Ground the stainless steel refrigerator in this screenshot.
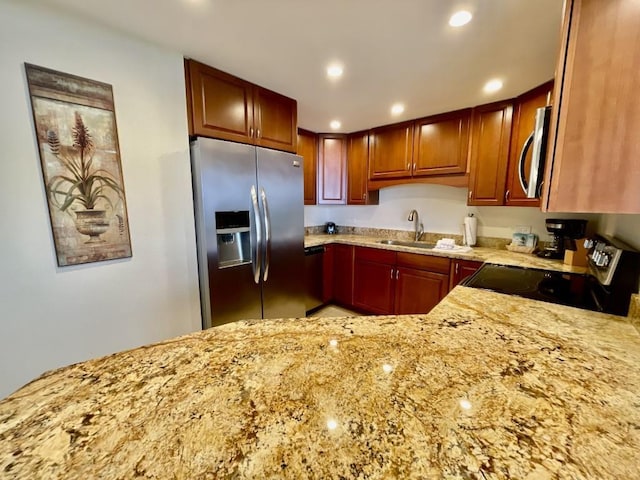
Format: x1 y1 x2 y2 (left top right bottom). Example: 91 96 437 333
190 137 305 329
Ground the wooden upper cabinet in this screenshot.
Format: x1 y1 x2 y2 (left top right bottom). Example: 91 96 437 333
505 81 553 207
468 101 513 206
185 59 297 153
542 0 640 213
297 129 317 205
368 122 414 179
413 109 471 177
186 60 253 143
254 87 297 152
317 134 347 204
347 131 378 205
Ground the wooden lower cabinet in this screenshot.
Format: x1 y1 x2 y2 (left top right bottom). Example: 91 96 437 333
351 248 450 315
332 244 355 306
395 267 448 314
353 247 396 314
449 259 483 289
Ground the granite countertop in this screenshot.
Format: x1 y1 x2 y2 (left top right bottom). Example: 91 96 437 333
305 234 588 274
1 287 639 479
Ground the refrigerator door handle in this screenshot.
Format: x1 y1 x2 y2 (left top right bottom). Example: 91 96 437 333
260 187 272 282
250 185 262 284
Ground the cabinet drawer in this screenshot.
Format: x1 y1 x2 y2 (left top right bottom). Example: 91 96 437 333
396 252 450 274
355 246 396 265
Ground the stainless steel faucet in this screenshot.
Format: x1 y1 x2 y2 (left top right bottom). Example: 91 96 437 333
408 209 424 241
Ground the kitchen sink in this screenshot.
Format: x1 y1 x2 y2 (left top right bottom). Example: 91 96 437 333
378 240 436 249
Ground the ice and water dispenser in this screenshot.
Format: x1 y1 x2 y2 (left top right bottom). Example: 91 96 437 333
215 211 251 268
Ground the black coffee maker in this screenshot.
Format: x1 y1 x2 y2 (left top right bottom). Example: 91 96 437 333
537 219 588 259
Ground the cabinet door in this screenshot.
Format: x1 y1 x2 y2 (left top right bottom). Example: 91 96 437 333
317 135 347 204
543 0 640 213
297 129 317 205
468 101 513 206
254 87 297 153
322 244 334 304
395 267 448 315
413 109 471 176
347 131 378 205
368 122 414 179
353 247 396 314
186 60 254 143
505 81 553 207
449 259 483 290
333 244 354 307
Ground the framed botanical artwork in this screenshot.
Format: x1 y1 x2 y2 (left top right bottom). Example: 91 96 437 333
25 63 132 266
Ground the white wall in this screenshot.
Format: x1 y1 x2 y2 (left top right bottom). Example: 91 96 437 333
600 214 640 249
0 2 201 398
305 184 600 241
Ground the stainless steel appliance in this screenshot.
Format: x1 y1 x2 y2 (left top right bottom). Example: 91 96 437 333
518 106 551 199
537 218 587 259
464 234 639 316
191 137 305 329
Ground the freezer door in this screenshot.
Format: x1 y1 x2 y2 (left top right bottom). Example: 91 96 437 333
256 147 305 319
191 138 263 328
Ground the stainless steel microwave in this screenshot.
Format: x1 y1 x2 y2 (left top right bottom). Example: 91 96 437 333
518 105 551 198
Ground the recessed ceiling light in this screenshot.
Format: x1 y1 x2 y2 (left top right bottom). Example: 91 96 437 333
391 103 405 115
483 79 503 93
330 120 341 130
449 10 472 27
327 64 343 79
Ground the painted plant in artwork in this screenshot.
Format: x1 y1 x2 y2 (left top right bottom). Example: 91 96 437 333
26 63 132 266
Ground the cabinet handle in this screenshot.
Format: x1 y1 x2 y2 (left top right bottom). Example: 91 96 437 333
455 263 459 275
390 268 394 279
412 163 416 171
396 269 399 280
468 190 473 200
505 190 511 202
250 127 254 138
362 193 366 200
257 128 261 139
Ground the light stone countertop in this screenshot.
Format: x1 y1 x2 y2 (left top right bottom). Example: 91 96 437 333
1 287 639 479
305 234 589 274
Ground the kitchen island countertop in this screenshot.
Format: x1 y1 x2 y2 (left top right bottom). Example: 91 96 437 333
1 287 639 479
305 234 588 274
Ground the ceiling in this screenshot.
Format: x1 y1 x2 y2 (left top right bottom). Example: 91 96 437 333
29 0 564 133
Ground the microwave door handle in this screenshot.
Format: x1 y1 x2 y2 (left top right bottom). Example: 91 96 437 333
260 187 271 282
250 185 262 284
518 131 535 194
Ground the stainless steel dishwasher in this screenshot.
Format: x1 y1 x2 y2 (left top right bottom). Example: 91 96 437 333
304 245 324 313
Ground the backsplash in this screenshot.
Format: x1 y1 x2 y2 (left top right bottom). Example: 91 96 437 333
305 184 601 241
